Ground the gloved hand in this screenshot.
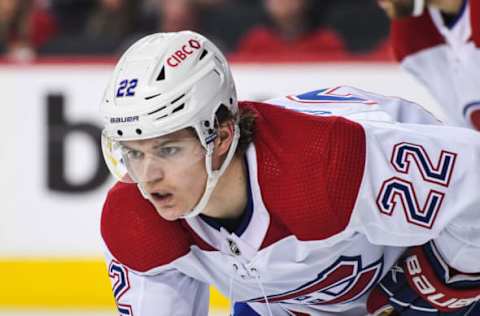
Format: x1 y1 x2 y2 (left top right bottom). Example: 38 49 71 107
367 241 480 315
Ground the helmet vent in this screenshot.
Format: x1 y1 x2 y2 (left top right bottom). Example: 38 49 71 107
170 93 185 105
199 49 208 60
172 103 185 114
148 105 166 115
145 93 162 100
156 65 166 81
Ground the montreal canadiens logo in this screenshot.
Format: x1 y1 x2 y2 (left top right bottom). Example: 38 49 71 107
249 256 383 305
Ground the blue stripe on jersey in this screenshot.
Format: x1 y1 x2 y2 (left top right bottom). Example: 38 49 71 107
462 100 480 116
234 302 260 316
445 0 468 29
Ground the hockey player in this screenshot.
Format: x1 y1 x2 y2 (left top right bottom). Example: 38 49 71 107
377 0 480 131
99 31 480 315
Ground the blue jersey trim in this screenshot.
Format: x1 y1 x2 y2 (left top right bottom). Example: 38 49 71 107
445 0 468 29
462 101 480 117
233 302 260 316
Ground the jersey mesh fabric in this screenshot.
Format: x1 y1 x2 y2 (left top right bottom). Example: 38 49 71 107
101 182 195 272
242 102 366 242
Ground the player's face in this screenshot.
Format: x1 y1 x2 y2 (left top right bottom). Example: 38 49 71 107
120 129 207 221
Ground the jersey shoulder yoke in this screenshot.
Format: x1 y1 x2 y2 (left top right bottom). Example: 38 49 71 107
101 182 211 272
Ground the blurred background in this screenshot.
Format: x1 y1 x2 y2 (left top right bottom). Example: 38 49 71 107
1 0 393 61
0 0 442 315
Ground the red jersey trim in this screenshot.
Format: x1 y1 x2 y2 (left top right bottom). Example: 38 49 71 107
469 109 480 130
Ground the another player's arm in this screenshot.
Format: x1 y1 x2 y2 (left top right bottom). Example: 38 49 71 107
104 250 210 316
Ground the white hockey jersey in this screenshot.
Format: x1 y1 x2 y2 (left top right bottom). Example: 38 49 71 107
390 0 480 130
101 86 480 316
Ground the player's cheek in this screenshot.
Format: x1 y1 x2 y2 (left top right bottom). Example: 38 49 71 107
176 163 206 203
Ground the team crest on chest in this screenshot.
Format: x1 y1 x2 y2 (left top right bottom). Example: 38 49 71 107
249 256 383 305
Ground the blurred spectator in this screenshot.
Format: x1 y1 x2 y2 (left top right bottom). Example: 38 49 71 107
86 0 136 39
194 0 263 52
0 0 57 61
324 0 391 54
147 0 258 53
40 0 155 55
0 0 390 58
49 0 94 37
234 0 347 59
154 0 199 33
85 0 155 51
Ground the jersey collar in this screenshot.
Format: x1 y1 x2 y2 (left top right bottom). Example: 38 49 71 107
185 144 271 253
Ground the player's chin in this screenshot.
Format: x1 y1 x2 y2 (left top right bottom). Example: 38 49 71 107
153 205 188 221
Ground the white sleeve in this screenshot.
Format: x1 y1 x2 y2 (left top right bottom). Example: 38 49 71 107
340 86 442 125
350 120 480 272
104 251 210 316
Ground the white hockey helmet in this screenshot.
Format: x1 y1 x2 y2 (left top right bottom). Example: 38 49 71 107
100 31 239 218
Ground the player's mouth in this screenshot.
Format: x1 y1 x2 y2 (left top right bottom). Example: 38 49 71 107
150 192 174 206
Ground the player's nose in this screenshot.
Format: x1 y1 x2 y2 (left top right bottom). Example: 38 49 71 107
138 156 165 184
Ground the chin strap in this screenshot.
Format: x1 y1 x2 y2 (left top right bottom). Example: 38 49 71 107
182 123 240 218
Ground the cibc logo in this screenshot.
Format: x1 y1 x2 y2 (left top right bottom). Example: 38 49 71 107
166 39 201 67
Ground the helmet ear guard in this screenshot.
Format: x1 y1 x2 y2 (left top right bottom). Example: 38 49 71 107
100 31 238 218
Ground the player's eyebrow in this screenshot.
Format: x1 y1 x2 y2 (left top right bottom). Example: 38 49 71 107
150 139 183 149
121 137 193 152
151 136 196 146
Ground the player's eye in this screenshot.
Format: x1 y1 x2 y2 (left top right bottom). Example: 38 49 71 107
155 146 180 158
122 148 144 160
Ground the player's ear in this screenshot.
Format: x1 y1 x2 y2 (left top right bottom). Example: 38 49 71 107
213 120 235 157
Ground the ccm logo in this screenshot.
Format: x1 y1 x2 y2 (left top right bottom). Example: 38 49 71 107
405 255 480 310
166 39 201 67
